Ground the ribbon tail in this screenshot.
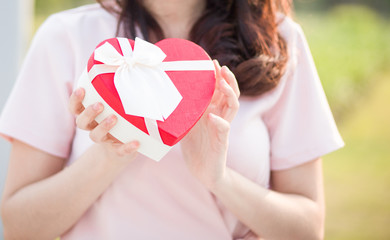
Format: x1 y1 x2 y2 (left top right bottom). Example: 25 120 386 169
144 118 163 142
114 67 165 121
153 71 183 120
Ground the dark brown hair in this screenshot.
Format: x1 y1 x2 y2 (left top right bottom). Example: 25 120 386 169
98 0 291 96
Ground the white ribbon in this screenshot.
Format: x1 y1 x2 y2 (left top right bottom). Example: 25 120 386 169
90 37 215 142
94 37 183 121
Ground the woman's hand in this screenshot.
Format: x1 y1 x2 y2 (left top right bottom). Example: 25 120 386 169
68 88 140 164
180 60 240 191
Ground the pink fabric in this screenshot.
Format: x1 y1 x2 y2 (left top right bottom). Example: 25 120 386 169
0 4 344 239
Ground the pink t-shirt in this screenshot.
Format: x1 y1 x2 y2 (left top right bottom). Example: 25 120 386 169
0 4 344 240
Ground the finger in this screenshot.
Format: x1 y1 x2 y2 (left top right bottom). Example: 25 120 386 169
213 60 223 80
89 115 117 143
221 66 240 98
105 133 122 143
219 80 240 122
69 88 86 115
76 102 103 130
208 113 230 144
211 60 224 104
116 141 140 157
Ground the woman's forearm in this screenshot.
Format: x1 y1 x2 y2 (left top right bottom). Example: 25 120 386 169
211 167 324 240
2 144 129 240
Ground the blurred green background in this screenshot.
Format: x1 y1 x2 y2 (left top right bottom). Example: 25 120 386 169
34 0 390 239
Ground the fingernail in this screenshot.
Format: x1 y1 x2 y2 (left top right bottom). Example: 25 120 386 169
106 115 116 124
208 113 216 120
129 141 140 149
222 65 232 73
93 103 101 111
75 88 82 97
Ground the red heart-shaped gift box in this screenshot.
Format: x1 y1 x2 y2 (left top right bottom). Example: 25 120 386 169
77 37 216 161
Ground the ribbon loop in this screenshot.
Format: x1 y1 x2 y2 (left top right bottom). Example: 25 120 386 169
132 37 167 67
94 42 126 66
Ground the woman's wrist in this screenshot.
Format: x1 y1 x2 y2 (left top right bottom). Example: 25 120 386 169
83 143 131 174
208 167 233 196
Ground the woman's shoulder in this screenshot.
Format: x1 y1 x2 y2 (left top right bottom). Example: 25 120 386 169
276 14 305 47
275 14 311 73
32 3 118 61
50 3 115 22
40 3 117 37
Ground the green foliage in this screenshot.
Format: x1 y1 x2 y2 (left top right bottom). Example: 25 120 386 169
323 77 390 240
297 5 390 120
297 6 390 239
34 0 95 33
35 0 94 15
295 0 390 16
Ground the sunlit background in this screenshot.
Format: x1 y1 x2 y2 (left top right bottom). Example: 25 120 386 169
0 0 389 239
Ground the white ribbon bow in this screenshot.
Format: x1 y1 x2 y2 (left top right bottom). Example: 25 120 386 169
94 37 183 121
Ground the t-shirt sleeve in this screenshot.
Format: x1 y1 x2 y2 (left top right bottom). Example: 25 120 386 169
263 19 344 171
0 14 76 158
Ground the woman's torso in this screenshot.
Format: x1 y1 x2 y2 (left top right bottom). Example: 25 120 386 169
51 4 289 239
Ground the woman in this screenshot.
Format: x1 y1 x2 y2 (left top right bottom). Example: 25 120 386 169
0 0 344 239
